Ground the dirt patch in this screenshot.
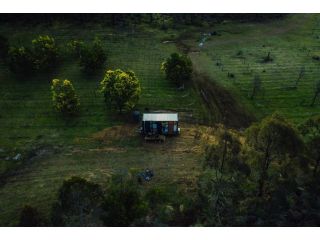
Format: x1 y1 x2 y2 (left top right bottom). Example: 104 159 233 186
91 124 138 144
88 147 127 153
192 72 255 129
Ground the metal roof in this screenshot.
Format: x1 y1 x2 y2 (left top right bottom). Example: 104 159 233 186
142 113 178 122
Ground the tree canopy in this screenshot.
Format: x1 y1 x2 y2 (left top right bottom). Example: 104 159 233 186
51 177 104 226
8 35 59 74
51 79 80 116
100 69 141 113
32 35 59 70
246 112 303 196
79 38 106 73
161 53 193 87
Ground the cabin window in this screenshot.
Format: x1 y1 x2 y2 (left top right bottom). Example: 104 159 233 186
162 122 168 133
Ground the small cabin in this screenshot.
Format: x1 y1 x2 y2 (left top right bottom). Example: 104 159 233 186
141 113 180 136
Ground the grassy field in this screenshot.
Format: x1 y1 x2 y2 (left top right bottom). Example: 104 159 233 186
0 123 206 226
0 22 208 225
187 14 320 123
0 23 206 150
1 14 320 226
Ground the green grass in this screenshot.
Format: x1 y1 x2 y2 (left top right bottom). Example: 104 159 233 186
0 124 203 226
188 14 320 124
0 23 205 150
0 22 207 226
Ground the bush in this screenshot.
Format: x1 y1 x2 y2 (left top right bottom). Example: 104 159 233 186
144 186 196 226
68 39 84 58
101 174 147 226
100 69 141 113
19 205 44 226
262 52 273 63
51 177 104 226
161 53 193 87
312 55 320 61
32 35 59 70
8 47 35 75
51 79 80 116
151 14 174 30
80 38 106 73
8 35 59 74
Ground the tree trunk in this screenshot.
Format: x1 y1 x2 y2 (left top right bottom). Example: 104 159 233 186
258 141 271 197
220 135 227 173
258 171 266 197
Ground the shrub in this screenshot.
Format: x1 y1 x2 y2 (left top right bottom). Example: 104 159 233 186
51 79 80 116
51 177 104 226
228 72 235 78
8 35 59 74
236 50 243 56
68 39 84 58
161 53 193 87
262 52 273 63
8 47 35 75
151 14 174 30
312 55 320 61
32 35 59 70
100 69 141 113
101 175 147 226
80 38 106 73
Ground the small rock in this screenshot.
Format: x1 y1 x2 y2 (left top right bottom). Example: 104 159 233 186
13 153 22 161
0 148 4 152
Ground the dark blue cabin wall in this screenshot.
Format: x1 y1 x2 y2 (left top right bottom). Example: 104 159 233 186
142 120 179 135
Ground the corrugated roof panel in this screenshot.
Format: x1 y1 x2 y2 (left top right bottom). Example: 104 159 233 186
142 113 178 121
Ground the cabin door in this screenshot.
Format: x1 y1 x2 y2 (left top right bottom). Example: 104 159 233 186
168 121 174 134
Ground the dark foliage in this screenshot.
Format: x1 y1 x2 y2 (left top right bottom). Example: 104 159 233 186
8 47 35 75
100 175 147 226
8 35 59 75
0 14 287 27
79 38 106 73
51 177 104 226
161 53 192 87
19 205 44 227
0 34 9 60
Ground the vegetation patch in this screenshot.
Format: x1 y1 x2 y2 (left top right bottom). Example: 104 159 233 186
193 72 255 128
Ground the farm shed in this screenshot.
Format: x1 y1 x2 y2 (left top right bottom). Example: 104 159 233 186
142 113 180 136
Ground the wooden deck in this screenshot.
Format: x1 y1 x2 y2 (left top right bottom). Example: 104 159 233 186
144 134 166 143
